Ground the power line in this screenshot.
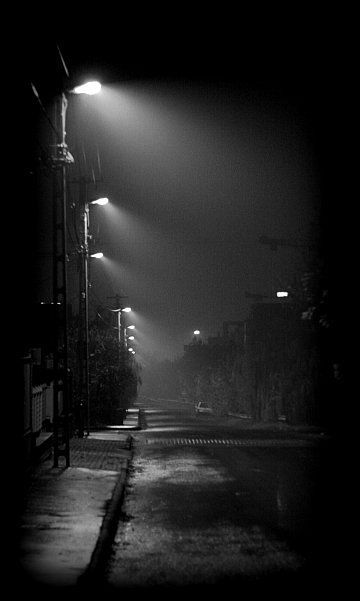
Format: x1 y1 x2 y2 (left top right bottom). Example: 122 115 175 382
56 44 70 78
30 82 61 141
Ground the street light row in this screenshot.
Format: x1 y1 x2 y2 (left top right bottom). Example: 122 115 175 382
86 197 138 355
71 80 139 437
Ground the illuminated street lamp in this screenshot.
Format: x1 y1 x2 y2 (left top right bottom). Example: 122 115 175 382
276 291 289 298
71 81 102 95
90 252 104 259
90 197 109 206
122 307 132 313
127 335 135 341
127 325 135 330
192 329 202 345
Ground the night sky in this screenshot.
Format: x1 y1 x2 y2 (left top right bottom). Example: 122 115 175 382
17 15 348 365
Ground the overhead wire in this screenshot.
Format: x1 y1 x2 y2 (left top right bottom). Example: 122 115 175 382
30 82 61 142
56 44 70 79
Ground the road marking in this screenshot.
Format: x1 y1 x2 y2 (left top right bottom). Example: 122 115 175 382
145 438 316 447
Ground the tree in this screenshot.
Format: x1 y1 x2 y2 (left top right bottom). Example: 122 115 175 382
68 309 141 430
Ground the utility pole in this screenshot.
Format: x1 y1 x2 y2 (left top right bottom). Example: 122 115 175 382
52 93 74 467
77 177 92 437
73 182 106 438
107 294 128 362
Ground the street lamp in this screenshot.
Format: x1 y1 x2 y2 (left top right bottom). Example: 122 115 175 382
276 291 289 298
49 79 101 464
192 329 202 345
120 309 132 350
71 81 102 96
79 192 108 438
90 197 109 206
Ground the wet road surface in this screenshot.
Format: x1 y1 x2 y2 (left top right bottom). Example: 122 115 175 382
106 397 340 593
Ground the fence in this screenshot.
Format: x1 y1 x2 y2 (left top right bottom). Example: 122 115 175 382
31 384 47 434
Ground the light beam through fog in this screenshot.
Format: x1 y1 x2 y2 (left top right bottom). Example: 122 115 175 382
69 80 320 361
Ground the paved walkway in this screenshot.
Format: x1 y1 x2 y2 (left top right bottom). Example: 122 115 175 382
14 409 140 591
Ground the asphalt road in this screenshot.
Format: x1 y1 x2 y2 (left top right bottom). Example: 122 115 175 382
106 397 340 594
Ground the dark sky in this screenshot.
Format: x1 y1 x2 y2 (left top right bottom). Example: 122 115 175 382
18 16 348 363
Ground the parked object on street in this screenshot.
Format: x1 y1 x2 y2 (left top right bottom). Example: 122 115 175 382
195 401 213 415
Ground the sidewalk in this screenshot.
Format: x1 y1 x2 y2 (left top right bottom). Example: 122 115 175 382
15 408 140 591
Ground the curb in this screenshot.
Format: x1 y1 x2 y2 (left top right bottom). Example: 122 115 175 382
77 437 133 587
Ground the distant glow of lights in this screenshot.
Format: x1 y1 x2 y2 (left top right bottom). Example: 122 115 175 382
132 351 136 355
276 291 289 298
128 348 134 352
128 336 135 340
122 307 132 312
127 325 135 330
72 81 102 95
194 330 200 335
90 252 103 258
90 197 109 206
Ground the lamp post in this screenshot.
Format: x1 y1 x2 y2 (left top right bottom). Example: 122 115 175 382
51 92 74 467
120 307 132 351
192 329 201 344
64 80 103 440
79 196 107 438
47 79 102 462
108 296 132 363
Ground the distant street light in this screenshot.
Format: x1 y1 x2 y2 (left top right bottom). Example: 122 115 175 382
127 325 135 330
127 335 135 341
192 329 202 344
276 291 289 298
122 307 132 313
90 252 104 259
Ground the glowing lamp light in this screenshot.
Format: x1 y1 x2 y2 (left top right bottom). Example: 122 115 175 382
90 197 109 206
132 351 136 355
128 348 134 352
122 307 132 312
127 325 135 330
194 330 200 335
90 252 103 259
128 336 135 341
276 291 289 298
72 81 102 95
